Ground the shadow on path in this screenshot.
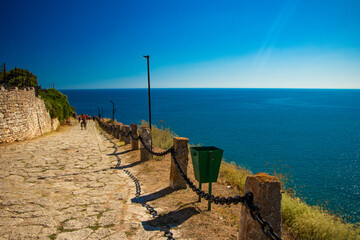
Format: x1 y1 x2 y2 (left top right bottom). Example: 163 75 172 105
142 207 200 231
107 149 135 156
37 168 110 179
132 187 174 203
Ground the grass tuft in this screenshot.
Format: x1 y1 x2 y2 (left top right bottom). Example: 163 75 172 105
282 194 360 240
218 161 252 193
140 120 177 149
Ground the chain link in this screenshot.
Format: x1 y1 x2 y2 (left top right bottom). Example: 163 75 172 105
137 135 173 156
170 149 282 240
97 119 281 240
122 165 175 239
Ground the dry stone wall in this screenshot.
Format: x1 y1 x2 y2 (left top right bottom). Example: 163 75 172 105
0 86 53 143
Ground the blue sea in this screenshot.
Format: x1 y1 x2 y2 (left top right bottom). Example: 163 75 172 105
62 88 360 223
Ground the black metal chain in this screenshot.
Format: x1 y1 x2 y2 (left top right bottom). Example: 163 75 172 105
120 128 173 156
243 192 281 240
170 149 282 240
97 120 281 240
129 131 140 141
134 134 173 156
122 164 175 239
99 126 175 239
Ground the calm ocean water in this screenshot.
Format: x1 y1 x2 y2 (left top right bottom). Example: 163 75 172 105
62 88 360 223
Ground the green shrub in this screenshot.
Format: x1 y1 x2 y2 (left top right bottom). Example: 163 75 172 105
3 68 38 87
38 89 74 122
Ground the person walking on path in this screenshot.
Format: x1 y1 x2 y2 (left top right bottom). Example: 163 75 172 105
81 114 87 130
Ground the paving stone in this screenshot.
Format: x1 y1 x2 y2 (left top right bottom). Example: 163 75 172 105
0 121 162 239
87 228 116 240
63 216 97 230
56 228 93 240
8 225 42 239
99 210 121 226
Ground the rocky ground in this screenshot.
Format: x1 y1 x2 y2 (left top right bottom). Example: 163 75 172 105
0 120 165 240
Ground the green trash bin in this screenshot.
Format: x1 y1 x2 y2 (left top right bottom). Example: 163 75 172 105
190 146 223 210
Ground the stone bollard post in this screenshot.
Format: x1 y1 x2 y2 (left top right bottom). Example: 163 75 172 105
123 125 130 144
140 126 152 161
114 123 121 139
170 137 189 190
120 126 125 142
238 173 281 240
111 123 116 137
131 124 139 150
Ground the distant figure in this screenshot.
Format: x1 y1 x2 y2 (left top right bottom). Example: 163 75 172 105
80 114 86 130
82 114 87 130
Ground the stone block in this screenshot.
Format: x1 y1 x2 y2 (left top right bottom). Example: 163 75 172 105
170 137 189 190
140 126 151 161
238 173 281 240
130 123 139 150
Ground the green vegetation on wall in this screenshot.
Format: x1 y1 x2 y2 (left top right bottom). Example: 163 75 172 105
38 89 75 122
1 67 38 88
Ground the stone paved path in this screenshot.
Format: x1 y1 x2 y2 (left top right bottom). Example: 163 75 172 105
0 121 162 239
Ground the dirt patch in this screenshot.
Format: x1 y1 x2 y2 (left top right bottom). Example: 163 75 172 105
117 143 295 240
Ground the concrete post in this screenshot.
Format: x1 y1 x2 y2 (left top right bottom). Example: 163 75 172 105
170 137 189 190
140 126 152 161
123 125 130 144
238 173 281 240
131 123 139 150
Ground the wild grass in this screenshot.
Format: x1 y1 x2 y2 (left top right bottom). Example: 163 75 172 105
281 194 360 240
140 120 177 149
137 121 360 239
218 161 252 193
219 162 360 240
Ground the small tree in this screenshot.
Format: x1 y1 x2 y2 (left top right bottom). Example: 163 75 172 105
6 68 38 87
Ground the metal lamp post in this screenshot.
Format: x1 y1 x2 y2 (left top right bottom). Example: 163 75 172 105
143 55 152 150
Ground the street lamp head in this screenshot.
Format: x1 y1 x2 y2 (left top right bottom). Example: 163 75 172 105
143 55 149 59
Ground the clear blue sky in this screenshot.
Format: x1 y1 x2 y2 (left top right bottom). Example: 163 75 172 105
1 0 360 89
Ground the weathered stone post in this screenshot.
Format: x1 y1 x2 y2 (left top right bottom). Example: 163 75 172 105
131 124 139 150
120 126 125 142
239 173 281 240
140 126 152 161
123 125 130 144
111 123 116 137
114 123 121 139
170 137 189 190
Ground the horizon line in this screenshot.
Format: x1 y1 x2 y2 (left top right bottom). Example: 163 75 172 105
59 87 360 91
